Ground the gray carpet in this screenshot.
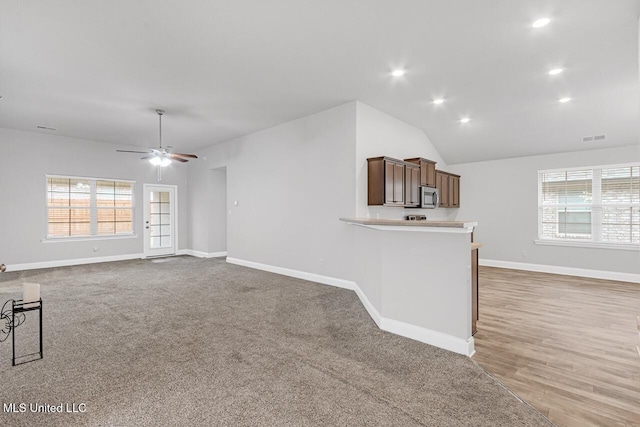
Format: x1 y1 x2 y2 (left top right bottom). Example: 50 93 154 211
0 257 553 426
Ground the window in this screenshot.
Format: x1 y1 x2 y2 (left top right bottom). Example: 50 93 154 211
47 176 134 238
538 164 639 247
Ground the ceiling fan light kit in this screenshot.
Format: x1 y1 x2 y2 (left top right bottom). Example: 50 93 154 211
149 156 172 167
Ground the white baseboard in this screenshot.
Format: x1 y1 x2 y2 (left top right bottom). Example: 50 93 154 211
178 249 228 258
381 318 475 357
5 249 227 272
480 258 640 284
226 258 356 290
353 286 382 327
5 253 144 272
226 257 474 356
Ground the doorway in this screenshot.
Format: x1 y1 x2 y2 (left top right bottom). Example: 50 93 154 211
143 184 177 257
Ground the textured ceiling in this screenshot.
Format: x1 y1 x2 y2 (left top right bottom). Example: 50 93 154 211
0 0 638 164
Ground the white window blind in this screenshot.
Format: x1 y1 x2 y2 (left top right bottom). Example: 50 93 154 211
538 165 639 246
601 166 640 244
47 176 134 238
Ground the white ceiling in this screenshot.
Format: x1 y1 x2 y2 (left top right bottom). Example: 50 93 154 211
0 0 638 164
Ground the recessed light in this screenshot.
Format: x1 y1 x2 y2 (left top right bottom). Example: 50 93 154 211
558 97 571 103
433 98 445 105
391 69 406 77
460 117 470 123
532 18 551 28
548 68 564 75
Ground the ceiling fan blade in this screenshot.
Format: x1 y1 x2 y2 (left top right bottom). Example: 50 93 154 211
140 155 155 160
170 153 198 159
117 149 152 154
169 156 189 162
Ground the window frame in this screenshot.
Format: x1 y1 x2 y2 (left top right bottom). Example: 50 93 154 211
44 174 137 242
536 163 640 251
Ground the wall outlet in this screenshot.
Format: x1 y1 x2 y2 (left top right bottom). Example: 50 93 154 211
521 250 527 257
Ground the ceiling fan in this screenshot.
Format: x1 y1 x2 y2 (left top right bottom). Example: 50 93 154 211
117 109 198 167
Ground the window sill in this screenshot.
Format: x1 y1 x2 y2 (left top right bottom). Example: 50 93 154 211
41 234 138 243
534 239 640 251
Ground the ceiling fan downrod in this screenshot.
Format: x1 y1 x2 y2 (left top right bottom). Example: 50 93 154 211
156 109 165 150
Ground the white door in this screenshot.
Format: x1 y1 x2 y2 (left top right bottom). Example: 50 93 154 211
143 184 177 257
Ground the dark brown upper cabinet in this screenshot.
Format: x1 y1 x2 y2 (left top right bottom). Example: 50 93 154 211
368 156 405 206
404 157 436 188
369 156 460 208
450 174 460 208
404 162 420 207
436 170 460 208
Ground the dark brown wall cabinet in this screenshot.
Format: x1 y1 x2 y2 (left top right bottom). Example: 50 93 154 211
436 170 460 208
404 158 436 188
368 157 406 206
369 157 460 208
404 162 420 207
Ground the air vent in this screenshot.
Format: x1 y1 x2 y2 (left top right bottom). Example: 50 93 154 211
581 134 605 143
35 125 56 131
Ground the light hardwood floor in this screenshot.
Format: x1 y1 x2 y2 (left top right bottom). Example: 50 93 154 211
472 267 640 427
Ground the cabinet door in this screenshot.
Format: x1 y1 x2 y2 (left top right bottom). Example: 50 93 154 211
419 161 428 187
404 164 420 206
423 161 436 187
394 163 404 204
411 166 420 205
385 161 395 204
437 171 449 207
451 176 460 207
448 175 455 207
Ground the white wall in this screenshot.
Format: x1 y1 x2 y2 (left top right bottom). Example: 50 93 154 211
209 167 227 253
448 145 640 275
187 165 227 255
0 127 189 267
188 102 357 280
355 102 454 220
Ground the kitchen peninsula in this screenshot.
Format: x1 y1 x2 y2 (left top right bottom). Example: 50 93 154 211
340 217 478 356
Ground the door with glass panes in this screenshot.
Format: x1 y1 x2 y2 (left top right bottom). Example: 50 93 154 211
143 184 176 257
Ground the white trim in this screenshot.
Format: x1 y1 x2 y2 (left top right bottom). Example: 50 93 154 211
381 318 475 357
46 173 136 183
537 162 639 174
143 184 178 257
5 253 143 272
44 175 136 241
177 249 228 258
534 239 640 251
353 285 382 327
226 257 356 290
480 258 640 284
226 257 474 356
41 234 138 243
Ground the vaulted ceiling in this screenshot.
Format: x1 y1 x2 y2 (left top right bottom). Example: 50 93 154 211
0 0 638 164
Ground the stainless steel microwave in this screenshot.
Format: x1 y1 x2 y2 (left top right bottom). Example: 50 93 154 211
421 186 439 209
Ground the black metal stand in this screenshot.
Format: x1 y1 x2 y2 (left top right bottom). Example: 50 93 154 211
11 299 43 366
